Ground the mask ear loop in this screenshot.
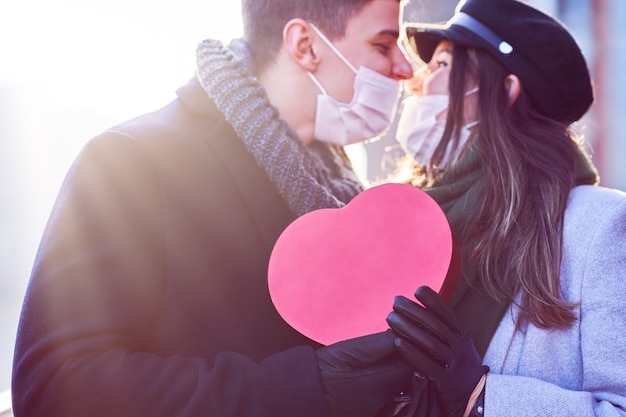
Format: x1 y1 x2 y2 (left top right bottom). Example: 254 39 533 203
309 23 358 74
307 72 328 95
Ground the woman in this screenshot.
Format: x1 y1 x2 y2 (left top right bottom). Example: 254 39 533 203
386 0 626 416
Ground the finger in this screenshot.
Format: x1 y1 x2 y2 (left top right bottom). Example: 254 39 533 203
392 296 458 344
392 295 425 317
394 337 445 379
386 312 450 365
414 286 466 335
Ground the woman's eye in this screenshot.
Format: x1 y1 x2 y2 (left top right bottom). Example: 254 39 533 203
433 47 452 68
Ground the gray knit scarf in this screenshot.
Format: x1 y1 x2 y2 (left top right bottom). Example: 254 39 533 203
195 38 363 216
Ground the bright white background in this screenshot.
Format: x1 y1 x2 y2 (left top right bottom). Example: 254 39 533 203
0 0 243 396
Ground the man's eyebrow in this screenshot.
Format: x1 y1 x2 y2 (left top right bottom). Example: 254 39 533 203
375 29 401 39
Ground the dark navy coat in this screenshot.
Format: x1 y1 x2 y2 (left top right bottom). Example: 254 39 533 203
12 78 328 417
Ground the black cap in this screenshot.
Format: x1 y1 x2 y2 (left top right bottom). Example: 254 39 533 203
403 0 594 124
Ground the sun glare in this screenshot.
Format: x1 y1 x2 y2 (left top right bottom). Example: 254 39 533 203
1 0 243 113
0 0 243 392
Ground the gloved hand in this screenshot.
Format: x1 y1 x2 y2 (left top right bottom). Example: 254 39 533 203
388 373 444 417
315 330 414 417
386 286 489 417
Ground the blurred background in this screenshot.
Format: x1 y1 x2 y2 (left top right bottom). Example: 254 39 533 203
0 0 624 409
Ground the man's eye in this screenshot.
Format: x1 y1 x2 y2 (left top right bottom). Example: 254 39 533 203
376 43 392 54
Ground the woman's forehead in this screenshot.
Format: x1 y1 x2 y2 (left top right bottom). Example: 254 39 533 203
433 40 454 54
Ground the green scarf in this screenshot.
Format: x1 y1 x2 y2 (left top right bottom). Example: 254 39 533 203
424 145 598 357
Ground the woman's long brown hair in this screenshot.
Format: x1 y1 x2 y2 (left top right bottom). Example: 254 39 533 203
432 46 582 329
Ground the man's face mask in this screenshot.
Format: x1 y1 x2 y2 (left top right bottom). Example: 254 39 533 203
307 24 402 146
396 87 479 170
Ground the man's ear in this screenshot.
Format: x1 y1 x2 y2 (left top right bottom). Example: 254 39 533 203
283 18 319 72
504 74 521 104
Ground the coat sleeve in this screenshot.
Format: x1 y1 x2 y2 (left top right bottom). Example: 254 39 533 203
11 131 328 417
483 186 626 416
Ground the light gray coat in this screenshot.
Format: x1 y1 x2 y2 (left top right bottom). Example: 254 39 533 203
484 185 626 416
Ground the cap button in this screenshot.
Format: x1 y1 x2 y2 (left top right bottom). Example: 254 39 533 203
499 41 513 55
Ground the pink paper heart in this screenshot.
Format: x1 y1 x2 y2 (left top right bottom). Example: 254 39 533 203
268 182 456 345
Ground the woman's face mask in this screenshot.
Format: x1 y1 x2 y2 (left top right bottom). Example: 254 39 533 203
396 87 479 170
307 24 402 146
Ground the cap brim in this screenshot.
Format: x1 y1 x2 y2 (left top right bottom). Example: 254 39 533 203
404 23 491 64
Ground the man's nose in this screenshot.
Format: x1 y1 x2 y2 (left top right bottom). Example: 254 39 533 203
390 47 415 80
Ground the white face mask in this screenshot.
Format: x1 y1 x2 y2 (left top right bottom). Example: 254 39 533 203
307 24 401 146
396 88 479 170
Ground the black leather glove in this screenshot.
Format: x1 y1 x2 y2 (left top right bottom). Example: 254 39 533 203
377 372 446 417
386 286 489 417
315 330 414 417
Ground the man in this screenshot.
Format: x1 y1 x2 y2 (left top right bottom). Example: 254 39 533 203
11 0 414 416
